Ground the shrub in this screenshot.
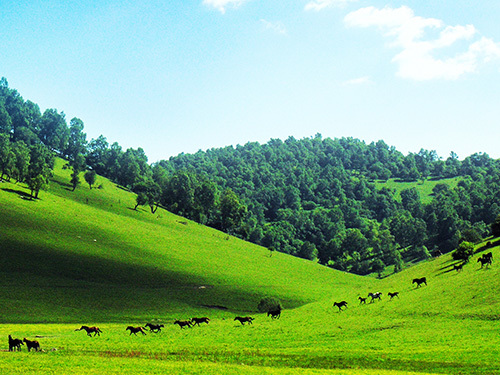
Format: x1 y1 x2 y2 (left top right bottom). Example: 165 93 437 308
257 297 281 313
452 241 475 262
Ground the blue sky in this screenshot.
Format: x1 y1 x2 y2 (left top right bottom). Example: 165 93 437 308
1 0 499 162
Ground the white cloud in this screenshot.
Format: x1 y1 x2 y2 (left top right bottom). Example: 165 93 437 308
342 76 372 85
203 0 247 14
260 19 287 35
344 6 500 80
305 0 357 11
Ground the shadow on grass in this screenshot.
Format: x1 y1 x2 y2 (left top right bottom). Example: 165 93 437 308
1 187 33 200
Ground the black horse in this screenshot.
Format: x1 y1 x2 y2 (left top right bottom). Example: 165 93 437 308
412 277 427 287
267 307 281 319
333 301 348 311
388 292 399 300
453 263 464 272
191 317 210 326
174 320 193 329
234 316 254 325
144 323 164 333
358 296 367 304
8 335 24 351
126 326 147 335
368 292 382 302
478 255 492 268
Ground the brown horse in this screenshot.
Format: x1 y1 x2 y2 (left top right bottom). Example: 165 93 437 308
174 320 193 329
126 326 147 335
76 325 102 337
8 335 24 351
234 316 254 325
333 301 348 311
191 317 210 326
23 338 40 352
412 277 427 287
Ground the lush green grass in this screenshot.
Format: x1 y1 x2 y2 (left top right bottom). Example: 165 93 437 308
374 177 461 204
1 161 500 374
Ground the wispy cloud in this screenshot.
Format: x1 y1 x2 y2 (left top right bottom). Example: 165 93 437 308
344 6 500 80
305 0 357 11
203 0 247 14
260 19 287 35
342 76 372 86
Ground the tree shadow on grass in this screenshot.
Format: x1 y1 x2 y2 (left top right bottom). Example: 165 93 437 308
1 187 33 200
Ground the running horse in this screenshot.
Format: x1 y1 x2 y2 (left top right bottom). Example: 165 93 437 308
333 301 348 311
412 277 427 287
126 326 147 335
76 325 102 337
368 292 382 302
144 323 164 333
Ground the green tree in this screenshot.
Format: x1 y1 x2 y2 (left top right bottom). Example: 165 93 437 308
219 188 247 233
26 144 54 198
39 108 69 153
84 170 97 189
11 140 30 182
0 133 14 180
452 241 475 262
491 214 500 238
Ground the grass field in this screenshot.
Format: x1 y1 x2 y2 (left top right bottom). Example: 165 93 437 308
1 161 499 374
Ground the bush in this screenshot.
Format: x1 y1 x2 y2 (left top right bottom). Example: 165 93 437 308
257 297 281 313
452 241 475 262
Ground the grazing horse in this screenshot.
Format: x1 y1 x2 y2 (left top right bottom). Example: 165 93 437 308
412 277 427 287
267 308 281 319
358 296 367 304
388 292 399 300
8 335 24 351
234 316 254 325
478 255 492 268
191 317 210 326
174 320 193 329
333 301 348 311
144 323 164 333
76 325 102 337
453 263 464 272
126 326 147 335
368 292 382 302
23 338 40 352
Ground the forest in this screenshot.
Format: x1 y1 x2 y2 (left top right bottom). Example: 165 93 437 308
2 77 500 275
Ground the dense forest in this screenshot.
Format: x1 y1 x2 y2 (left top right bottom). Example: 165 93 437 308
2 77 500 275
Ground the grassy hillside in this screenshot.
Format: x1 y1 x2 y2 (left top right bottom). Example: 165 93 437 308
374 177 461 204
0 158 371 323
2 159 500 374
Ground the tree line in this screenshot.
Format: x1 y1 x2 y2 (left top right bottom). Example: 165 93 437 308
2 77 499 275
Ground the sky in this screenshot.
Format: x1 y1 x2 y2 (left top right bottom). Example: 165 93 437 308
1 0 500 162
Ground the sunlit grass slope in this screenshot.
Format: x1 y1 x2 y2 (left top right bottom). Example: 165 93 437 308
0 158 372 323
1 242 499 374
374 177 461 203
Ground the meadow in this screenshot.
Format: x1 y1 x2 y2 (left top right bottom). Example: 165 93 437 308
1 161 499 374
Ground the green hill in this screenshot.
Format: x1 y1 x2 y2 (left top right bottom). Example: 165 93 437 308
2 159 500 374
0 158 371 323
